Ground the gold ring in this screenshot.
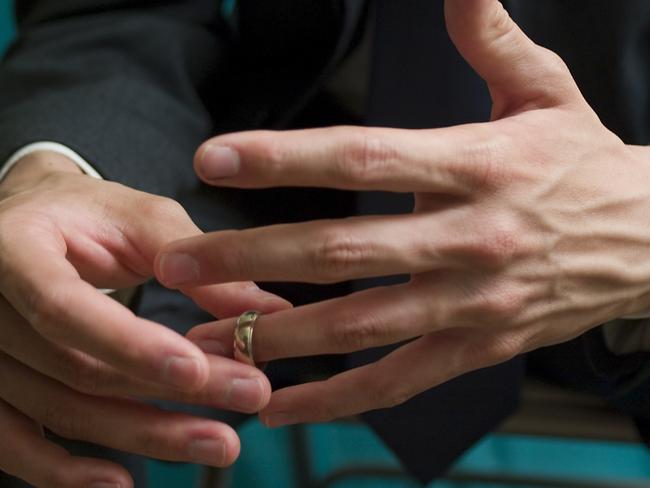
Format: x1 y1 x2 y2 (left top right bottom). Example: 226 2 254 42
234 310 261 367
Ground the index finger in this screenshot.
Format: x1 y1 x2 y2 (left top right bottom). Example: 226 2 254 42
194 124 502 194
0 230 210 393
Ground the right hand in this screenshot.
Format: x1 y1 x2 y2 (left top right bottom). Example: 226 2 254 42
0 151 291 487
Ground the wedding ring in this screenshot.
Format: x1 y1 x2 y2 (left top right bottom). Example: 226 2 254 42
234 310 261 367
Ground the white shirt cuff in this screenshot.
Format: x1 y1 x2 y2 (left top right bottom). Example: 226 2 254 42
0 141 103 182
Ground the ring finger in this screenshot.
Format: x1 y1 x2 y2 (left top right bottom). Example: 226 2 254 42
188 279 447 363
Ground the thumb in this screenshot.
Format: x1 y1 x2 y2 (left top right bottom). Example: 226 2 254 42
444 0 582 115
126 196 292 314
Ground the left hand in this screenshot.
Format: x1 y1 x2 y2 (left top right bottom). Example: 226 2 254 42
156 0 650 426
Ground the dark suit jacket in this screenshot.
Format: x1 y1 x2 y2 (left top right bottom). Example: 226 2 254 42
1 0 650 484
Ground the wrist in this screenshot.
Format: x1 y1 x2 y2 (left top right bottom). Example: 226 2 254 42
625 144 650 315
0 151 83 199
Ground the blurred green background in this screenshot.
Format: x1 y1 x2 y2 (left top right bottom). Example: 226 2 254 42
3 2 650 487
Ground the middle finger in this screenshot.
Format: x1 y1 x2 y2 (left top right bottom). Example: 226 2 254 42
157 211 470 288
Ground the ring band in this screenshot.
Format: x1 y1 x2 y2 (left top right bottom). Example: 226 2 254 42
234 310 261 367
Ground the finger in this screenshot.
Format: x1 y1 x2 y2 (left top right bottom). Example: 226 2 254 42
50 183 205 289
79 190 203 280
0 301 271 412
187 281 440 363
260 329 495 426
0 233 210 392
444 0 582 110
59 184 290 312
149 354 272 413
187 321 235 356
0 400 132 488
183 282 293 319
64 241 150 290
0 353 242 467
194 124 501 193
156 211 476 288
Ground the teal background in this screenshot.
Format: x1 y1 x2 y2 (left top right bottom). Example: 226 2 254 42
148 418 650 487
2 1 650 487
234 419 650 488
0 0 14 56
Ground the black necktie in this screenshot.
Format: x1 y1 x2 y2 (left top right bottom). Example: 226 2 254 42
350 0 524 483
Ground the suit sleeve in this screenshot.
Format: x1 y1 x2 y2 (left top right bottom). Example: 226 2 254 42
0 0 228 197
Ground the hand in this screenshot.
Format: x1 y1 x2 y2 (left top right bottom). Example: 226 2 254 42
157 0 650 427
0 151 291 487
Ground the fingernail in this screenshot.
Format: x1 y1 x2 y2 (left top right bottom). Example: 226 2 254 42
189 438 226 466
158 252 199 287
228 377 266 411
164 356 202 389
261 412 293 428
195 339 228 356
88 483 121 488
200 145 240 180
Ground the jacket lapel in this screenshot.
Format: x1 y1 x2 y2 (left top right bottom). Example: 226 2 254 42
217 0 367 131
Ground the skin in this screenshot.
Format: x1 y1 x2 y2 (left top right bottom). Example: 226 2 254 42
0 152 291 486
157 0 650 428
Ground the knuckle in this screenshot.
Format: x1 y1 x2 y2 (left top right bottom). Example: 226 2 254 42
327 311 387 352
139 196 188 223
457 340 488 372
261 135 291 173
133 422 176 458
455 332 521 372
252 131 301 175
53 352 86 393
539 48 572 81
457 133 511 189
42 401 89 440
424 295 452 327
374 378 416 409
479 290 524 322
69 358 110 396
28 287 73 343
461 279 525 324
217 231 251 279
337 128 396 182
488 1 517 42
483 333 525 363
311 229 371 282
44 463 76 488
471 221 522 268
